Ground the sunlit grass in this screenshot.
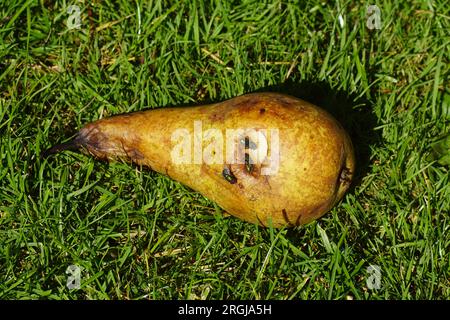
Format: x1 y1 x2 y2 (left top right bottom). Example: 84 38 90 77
0 0 449 299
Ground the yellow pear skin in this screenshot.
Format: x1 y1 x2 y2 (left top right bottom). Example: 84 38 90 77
44 93 355 227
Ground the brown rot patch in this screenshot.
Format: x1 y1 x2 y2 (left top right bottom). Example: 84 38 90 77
75 126 114 159
77 126 106 151
259 108 266 114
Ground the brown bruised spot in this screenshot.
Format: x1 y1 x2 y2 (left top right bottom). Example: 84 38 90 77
77 123 146 163
237 182 244 189
210 96 268 121
232 98 260 112
162 135 171 147
263 106 292 122
274 95 297 107
209 112 225 122
209 97 259 122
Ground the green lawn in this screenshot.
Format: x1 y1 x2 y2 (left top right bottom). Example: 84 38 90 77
1 0 449 300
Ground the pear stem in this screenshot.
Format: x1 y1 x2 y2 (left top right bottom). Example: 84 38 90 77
41 138 80 159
